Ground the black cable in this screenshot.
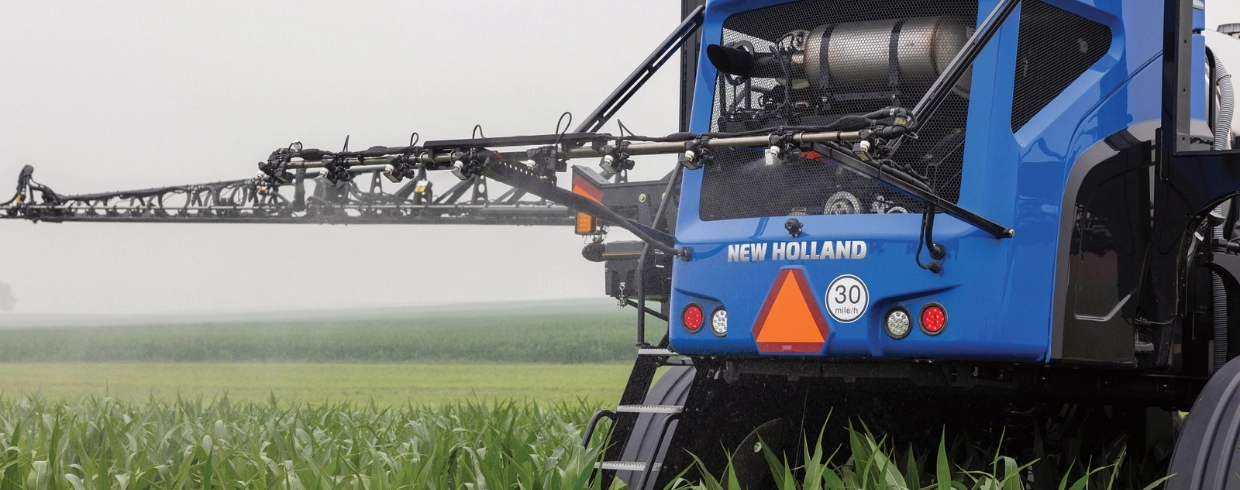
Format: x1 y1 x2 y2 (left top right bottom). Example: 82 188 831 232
617 120 635 139
914 206 944 272
915 210 928 268
773 43 794 115
553 112 572 147
773 32 803 115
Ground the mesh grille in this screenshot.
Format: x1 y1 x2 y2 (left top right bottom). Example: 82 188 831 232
700 0 977 221
700 150 923 220
1010 0 1111 131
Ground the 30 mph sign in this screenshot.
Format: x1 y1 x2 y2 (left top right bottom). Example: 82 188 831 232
825 274 868 323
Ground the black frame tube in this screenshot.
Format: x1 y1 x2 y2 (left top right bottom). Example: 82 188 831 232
482 159 682 254
636 166 683 347
910 0 1022 131
580 409 617 448
812 144 1014 238
1160 0 1193 170
575 6 706 134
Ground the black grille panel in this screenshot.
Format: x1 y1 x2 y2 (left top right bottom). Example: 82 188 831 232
700 150 923 220
1011 0 1111 132
701 0 977 221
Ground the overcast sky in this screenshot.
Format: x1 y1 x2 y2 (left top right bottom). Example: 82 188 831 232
1 1 1239 316
0 0 682 315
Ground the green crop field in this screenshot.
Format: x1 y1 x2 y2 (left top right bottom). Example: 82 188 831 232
0 397 1157 490
0 301 665 364
0 397 605 490
0 301 660 405
0 363 632 405
0 304 1167 489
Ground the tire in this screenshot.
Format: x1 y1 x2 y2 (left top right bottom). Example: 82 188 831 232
616 366 696 490
1166 356 1240 490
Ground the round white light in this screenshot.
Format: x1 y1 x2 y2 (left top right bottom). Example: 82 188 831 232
290 141 303 152
885 308 911 339
710 308 728 337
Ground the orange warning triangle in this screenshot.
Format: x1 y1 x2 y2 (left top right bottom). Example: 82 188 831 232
752 268 831 354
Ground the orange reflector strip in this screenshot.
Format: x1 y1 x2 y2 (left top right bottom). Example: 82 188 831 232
572 173 603 235
751 268 831 354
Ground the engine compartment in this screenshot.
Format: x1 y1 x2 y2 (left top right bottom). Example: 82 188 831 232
699 0 978 221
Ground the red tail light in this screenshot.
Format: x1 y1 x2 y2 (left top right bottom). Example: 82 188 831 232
682 303 705 333
920 303 947 335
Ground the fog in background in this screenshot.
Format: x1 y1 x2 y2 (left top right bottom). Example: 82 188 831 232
1 1 1238 316
0 0 681 316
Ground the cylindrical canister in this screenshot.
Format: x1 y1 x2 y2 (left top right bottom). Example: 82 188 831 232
802 16 972 98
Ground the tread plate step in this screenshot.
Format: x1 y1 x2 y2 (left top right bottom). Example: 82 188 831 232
637 348 676 356
596 461 662 472
616 404 683 414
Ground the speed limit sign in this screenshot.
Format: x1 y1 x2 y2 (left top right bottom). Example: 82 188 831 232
825 274 869 323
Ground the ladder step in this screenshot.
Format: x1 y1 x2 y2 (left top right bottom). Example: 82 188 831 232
637 348 676 356
616 404 683 414
596 461 662 472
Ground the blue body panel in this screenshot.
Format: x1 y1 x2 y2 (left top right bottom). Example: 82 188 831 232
1193 0 1204 32
668 0 1207 362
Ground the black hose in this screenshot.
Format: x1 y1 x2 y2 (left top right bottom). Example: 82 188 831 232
1214 59 1233 372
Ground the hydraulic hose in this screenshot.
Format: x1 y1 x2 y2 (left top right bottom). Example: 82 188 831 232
1214 59 1234 152
1213 224 1228 373
1213 59 1233 372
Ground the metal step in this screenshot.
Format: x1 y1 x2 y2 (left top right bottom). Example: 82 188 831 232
616 404 683 414
596 461 662 472
636 348 693 366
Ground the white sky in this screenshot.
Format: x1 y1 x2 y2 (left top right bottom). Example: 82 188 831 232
0 0 682 315
0 1 1238 315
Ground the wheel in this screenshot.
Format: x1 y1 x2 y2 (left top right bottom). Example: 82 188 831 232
1166 356 1240 490
615 366 695 490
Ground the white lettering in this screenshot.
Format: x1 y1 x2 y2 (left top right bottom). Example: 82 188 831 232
836 241 852 260
852 241 867 260
726 241 867 263
772 242 787 261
